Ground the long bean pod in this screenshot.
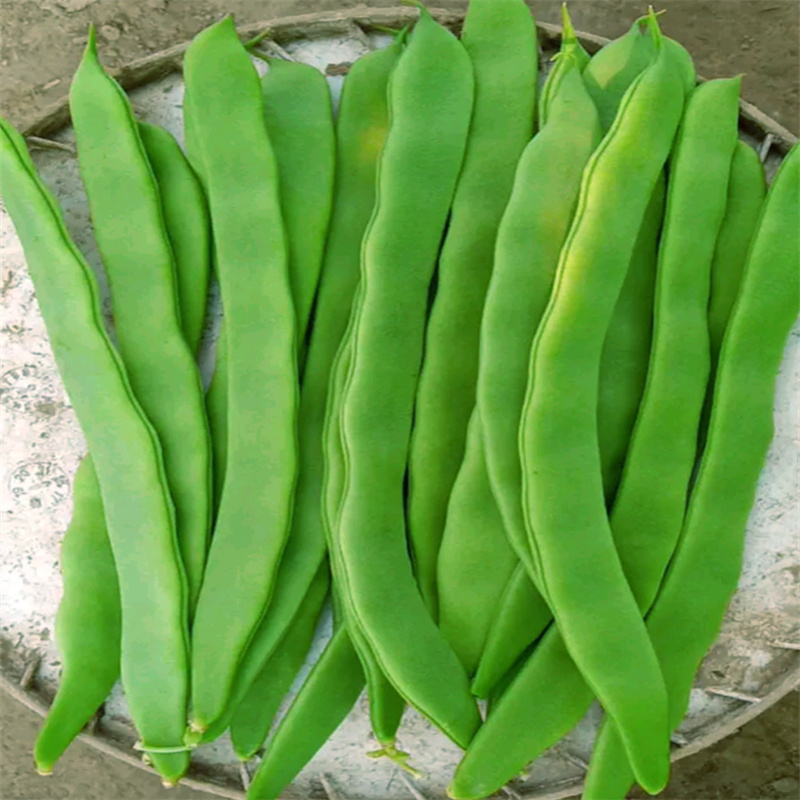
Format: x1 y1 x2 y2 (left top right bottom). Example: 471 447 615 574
608 77 741 610
471 14 660 698
407 0 537 617
583 141 800 800
33 460 121 775
334 6 479 748
324 285 406 752
246 626 365 800
70 28 211 612
517 19 685 793
193 37 407 749
34 113 213 773
0 116 189 783
183 17 299 733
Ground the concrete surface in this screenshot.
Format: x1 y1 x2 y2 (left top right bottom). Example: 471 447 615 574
0 1 798 799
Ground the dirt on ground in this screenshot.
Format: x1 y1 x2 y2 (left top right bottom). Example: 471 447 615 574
0 1 798 799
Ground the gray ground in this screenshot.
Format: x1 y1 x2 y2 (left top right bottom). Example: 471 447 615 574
1 1 798 799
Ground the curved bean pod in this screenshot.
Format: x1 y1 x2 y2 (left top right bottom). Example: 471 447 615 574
70 28 211 613
246 626 365 800
583 141 799 800
138 121 211 355
34 115 213 774
478 16 600 586
232 36 406 742
407 0 537 617
230 564 330 761
436 412 518 675
33 459 121 775
182 17 299 733
323 286 406 750
335 6 479 748
0 117 189 783
518 21 685 792
261 57 335 342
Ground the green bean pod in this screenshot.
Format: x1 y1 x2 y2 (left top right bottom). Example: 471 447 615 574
246 626 365 800
202 57 334 509
406 0 537 618
707 140 767 364
583 141 799 800
137 121 211 355
0 117 189 783
34 115 213 773
70 28 211 613
323 287 406 750
230 564 330 761
182 17 299 733
195 39 407 752
478 15 600 587
518 20 686 792
33 459 121 775
334 6 479 748
609 77 741 611
261 57 335 342
436 412 518 675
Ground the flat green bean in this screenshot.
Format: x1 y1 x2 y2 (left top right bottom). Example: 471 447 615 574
70 28 211 613
182 17 299 734
246 626 365 800
583 141 799 800
0 116 189 784
33 459 120 775
406 0 537 617
34 114 214 774
324 286 406 752
609 77 741 611
261 57 335 341
202 58 334 509
193 37 407 752
518 19 685 792
230 564 330 761
335 6 480 748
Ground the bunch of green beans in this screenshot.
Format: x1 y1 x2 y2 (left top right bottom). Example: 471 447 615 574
1 1 797 798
